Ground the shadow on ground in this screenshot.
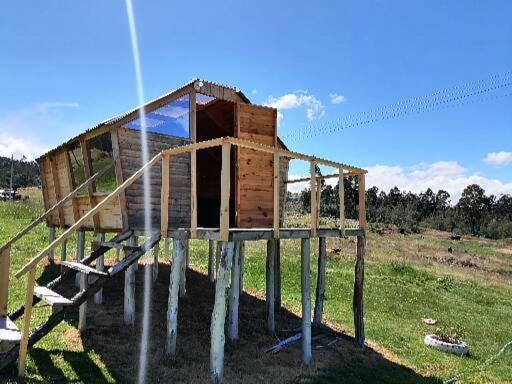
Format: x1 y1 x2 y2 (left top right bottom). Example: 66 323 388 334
3 263 442 383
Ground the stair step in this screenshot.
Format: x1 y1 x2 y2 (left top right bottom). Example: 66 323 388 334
61 261 109 277
0 316 22 353
34 286 73 308
92 241 139 252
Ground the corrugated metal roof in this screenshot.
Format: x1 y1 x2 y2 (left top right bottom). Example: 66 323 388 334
37 78 253 160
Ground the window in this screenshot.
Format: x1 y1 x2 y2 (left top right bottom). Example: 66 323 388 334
123 94 190 138
88 133 116 193
68 141 87 195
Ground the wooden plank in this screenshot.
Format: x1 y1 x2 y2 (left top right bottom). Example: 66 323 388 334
0 246 10 317
48 227 56 262
34 286 72 307
124 236 136 327
17 268 36 376
64 150 80 222
358 174 366 229
111 128 129 230
80 138 100 231
228 241 241 343
273 154 280 238
313 237 326 326
301 237 312 366
161 155 170 237
190 149 197 238
310 162 317 237
49 155 66 227
339 171 345 236
354 235 365 348
94 232 105 304
190 91 196 142
220 143 231 241
78 271 88 331
266 240 275 333
165 238 185 357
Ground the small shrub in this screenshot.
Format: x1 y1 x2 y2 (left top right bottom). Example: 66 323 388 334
434 324 466 344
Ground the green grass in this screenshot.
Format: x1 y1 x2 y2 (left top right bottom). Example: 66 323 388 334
1 195 512 383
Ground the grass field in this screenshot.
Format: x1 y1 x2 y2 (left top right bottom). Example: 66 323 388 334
0 190 511 383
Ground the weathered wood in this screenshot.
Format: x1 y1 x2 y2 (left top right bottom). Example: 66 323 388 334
179 239 189 298
220 143 231 241
358 174 366 229
210 242 234 384
274 240 281 312
190 149 197 238
161 155 170 237
165 238 185 357
34 286 72 308
110 127 129 230
208 240 215 283
48 226 56 262
0 246 11 317
17 268 36 376
75 231 85 287
62 261 109 276
124 236 137 326
310 163 318 237
239 241 245 294
266 239 275 333
49 155 66 227
273 153 280 238
353 234 365 348
60 239 67 274
339 171 345 235
313 237 327 326
78 271 88 331
301 237 312 366
80 138 100 231
94 233 106 304
228 241 241 343
152 241 160 283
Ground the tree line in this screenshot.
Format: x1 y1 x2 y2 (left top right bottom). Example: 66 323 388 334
0 156 40 189
289 177 512 239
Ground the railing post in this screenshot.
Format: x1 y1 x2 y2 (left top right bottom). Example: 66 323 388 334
18 267 36 377
339 170 345 236
191 149 197 239
161 155 170 239
0 246 11 317
310 162 317 237
358 173 366 230
273 153 280 239
220 143 231 242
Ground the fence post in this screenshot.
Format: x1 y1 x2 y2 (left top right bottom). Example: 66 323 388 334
0 246 11 317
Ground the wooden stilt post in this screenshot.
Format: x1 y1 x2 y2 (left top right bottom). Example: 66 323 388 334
78 271 88 331
0 246 11 317
133 235 139 271
94 233 105 305
48 226 56 262
180 239 189 298
239 241 245 295
210 241 234 383
152 241 160 283
208 239 215 283
215 241 221 277
76 230 85 287
228 241 241 343
124 235 136 326
274 240 281 313
17 268 36 377
313 237 327 326
353 234 365 348
166 238 185 357
301 237 312 366
219 143 231 242
266 239 275 333
60 239 67 274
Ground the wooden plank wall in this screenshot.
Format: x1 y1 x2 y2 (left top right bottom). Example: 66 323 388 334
237 104 278 228
117 128 191 232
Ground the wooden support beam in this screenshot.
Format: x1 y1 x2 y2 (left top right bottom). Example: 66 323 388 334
49 155 66 227
274 240 281 313
301 237 312 366
239 241 245 295
64 150 80 222
179 239 188 298
316 177 321 228
111 128 129 230
273 153 280 238
0 246 10 317
48 226 56 262
152 240 160 283
313 237 327 326
266 239 275 333
191 149 197 239
161 155 170 238
208 240 215 283
358 173 366 230
17 268 36 377
220 143 231 242
353 234 365 348
166 238 185 357
80 138 100 232
78 271 88 331
75 231 85 287
310 162 317 237
94 233 105 305
339 171 345 236
228 241 241 343
210 241 234 383
124 236 136 326
60 239 67 274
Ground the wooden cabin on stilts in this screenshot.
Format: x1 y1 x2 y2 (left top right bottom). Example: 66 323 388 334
0 79 367 383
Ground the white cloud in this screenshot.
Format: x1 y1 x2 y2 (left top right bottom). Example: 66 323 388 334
483 151 512 167
265 91 325 123
286 161 512 203
329 93 346 104
0 136 49 160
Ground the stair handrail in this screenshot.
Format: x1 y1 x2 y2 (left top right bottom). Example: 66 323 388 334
0 163 115 256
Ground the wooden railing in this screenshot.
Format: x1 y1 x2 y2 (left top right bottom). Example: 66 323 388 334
9 136 366 376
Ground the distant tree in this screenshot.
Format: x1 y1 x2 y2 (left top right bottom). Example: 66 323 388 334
457 184 490 235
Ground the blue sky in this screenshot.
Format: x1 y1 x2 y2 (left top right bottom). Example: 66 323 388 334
1 1 511 201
